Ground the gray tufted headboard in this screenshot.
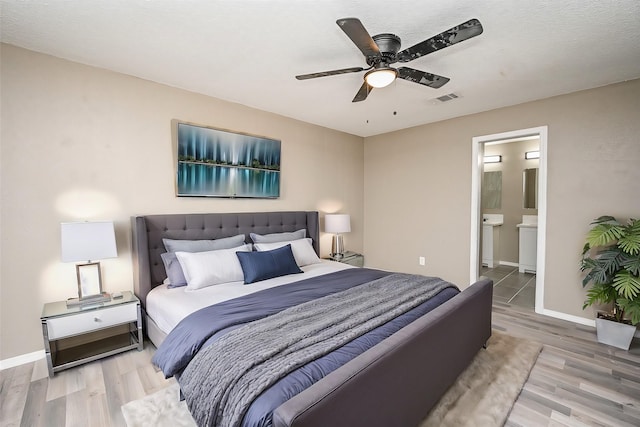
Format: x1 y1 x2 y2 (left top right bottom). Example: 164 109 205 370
131 211 319 308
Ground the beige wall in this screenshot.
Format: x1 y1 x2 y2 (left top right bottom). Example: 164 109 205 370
0 44 364 360
364 79 640 321
2 42 639 362
484 139 540 264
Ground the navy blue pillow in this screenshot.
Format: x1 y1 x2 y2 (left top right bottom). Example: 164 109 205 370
236 244 303 284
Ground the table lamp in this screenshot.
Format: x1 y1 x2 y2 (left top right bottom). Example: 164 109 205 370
61 221 117 306
325 214 351 259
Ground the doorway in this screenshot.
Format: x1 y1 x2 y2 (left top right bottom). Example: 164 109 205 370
470 126 548 314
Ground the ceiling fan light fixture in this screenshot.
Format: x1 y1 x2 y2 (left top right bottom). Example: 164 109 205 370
364 67 397 88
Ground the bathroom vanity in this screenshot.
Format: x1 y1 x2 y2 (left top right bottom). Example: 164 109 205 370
517 215 538 273
482 214 503 268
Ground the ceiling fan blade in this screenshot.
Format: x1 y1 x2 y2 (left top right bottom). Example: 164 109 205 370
352 82 372 102
336 18 381 58
295 67 364 80
397 67 450 89
397 18 483 63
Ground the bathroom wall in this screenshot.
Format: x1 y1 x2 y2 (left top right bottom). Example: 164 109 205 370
484 139 540 264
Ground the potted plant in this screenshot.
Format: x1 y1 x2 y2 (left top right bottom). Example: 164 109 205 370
580 216 640 350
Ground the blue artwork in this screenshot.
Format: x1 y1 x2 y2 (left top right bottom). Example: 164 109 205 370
176 122 281 198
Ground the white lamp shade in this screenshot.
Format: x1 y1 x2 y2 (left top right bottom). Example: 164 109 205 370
61 221 117 262
325 214 351 234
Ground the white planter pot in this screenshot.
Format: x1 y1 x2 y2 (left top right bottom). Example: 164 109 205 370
596 317 636 350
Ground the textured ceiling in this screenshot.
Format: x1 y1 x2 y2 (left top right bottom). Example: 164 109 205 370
2 0 640 137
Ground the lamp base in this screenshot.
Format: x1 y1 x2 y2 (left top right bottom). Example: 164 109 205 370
331 234 345 258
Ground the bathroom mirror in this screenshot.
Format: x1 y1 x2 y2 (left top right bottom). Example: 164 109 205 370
523 168 538 209
482 171 502 209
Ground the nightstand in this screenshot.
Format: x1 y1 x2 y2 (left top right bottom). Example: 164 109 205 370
41 291 143 377
326 251 364 267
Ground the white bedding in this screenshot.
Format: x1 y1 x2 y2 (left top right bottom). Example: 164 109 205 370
146 260 354 335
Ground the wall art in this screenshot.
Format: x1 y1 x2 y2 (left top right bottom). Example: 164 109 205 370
175 122 281 198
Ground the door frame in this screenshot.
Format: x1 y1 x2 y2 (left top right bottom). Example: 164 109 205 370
470 126 548 314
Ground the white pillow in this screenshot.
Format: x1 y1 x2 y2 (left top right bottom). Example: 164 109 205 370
176 244 251 290
254 238 321 267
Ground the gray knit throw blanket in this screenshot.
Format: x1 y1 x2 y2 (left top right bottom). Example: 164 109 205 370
179 273 456 427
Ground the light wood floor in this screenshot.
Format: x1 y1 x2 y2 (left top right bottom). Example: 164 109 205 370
1 301 639 427
496 301 640 427
0 344 174 427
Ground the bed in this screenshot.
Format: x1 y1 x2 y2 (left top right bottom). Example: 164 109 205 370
131 211 493 427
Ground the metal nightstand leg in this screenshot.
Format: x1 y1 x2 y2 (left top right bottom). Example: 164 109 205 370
41 320 54 378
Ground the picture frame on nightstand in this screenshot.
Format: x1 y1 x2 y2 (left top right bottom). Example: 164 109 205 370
66 263 111 307
76 262 103 299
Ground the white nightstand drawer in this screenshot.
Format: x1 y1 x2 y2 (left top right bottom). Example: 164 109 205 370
46 303 138 340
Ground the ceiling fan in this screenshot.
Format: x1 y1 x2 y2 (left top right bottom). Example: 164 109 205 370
295 18 483 102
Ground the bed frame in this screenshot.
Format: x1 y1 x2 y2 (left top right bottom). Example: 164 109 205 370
131 211 493 427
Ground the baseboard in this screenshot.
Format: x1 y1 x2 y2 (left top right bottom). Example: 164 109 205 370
0 350 45 370
499 261 519 267
538 308 596 327
538 308 640 337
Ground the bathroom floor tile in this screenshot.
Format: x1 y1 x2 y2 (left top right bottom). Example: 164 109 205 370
486 265 536 310
499 274 534 289
510 287 535 308
493 285 519 300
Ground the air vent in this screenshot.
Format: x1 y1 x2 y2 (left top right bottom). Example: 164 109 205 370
435 93 460 102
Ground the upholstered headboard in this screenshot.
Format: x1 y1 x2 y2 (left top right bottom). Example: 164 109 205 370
131 211 320 308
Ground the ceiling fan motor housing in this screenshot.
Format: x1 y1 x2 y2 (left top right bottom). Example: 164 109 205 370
369 33 402 66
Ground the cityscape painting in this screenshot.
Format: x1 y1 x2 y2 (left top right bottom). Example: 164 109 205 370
175 122 281 198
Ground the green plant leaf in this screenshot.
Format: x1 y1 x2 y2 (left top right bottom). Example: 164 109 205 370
586 223 625 248
581 242 591 256
597 249 626 275
591 216 617 224
581 249 623 287
580 256 598 272
617 297 640 326
618 218 640 255
622 253 640 276
581 262 611 288
612 270 640 299
583 282 618 309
